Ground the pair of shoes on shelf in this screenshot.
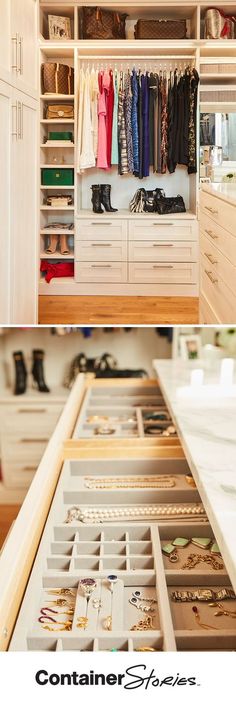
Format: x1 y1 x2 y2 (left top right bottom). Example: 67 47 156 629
91 184 118 214
13 350 50 395
46 233 71 255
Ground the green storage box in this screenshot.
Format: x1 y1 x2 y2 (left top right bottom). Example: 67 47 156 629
42 168 74 186
48 131 73 141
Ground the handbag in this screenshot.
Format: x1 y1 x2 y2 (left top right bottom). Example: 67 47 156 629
42 63 74 94
204 7 236 38
130 188 165 213
46 194 73 207
134 19 187 40
46 104 74 119
81 6 127 39
155 195 186 215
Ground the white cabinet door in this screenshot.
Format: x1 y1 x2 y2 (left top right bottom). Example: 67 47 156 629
0 80 11 323
10 0 37 94
0 2 11 76
11 90 38 324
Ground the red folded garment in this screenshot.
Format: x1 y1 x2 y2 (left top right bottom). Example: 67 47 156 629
40 260 74 283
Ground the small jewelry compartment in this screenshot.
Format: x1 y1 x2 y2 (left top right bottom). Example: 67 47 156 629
168 584 236 650
159 524 227 584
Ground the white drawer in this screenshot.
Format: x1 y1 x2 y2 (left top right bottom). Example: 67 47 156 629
0 403 63 436
1 435 48 463
75 240 127 262
76 219 127 241
1 458 41 489
129 262 197 284
129 240 198 262
200 261 236 323
200 232 236 295
200 211 236 267
200 190 236 238
199 293 221 324
75 261 127 283
129 219 197 241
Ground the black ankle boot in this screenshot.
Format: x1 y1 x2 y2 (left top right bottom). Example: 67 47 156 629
101 184 118 212
32 350 50 393
13 351 27 395
91 185 103 214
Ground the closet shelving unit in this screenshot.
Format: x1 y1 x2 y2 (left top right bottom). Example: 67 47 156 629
38 1 236 295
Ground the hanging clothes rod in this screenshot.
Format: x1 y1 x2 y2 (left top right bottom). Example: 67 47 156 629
78 55 196 61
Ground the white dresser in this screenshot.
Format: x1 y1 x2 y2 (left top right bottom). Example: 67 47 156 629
0 388 68 499
199 185 236 323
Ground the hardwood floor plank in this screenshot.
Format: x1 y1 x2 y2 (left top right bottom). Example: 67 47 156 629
0 505 21 550
39 296 199 325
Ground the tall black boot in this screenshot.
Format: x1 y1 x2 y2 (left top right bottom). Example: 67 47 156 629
13 351 27 395
91 185 103 213
32 350 50 393
100 184 118 212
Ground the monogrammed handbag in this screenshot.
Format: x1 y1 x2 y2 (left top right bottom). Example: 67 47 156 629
204 7 236 38
81 6 127 39
42 63 74 94
134 19 187 40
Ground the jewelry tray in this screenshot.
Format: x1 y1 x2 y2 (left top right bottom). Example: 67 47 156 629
10 457 236 652
73 383 177 439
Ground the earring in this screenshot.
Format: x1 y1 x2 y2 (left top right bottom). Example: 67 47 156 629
104 615 112 631
130 616 154 631
210 602 236 619
107 574 118 592
192 606 218 630
76 617 88 629
129 597 156 613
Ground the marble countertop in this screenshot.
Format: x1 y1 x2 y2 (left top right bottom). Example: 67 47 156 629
153 359 236 591
202 182 236 207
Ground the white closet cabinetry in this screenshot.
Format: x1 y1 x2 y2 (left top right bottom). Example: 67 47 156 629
11 91 38 324
0 0 37 96
0 81 11 323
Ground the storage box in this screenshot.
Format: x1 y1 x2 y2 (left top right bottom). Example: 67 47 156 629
42 168 74 186
48 131 73 141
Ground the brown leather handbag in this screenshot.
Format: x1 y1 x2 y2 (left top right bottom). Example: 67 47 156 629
134 19 187 40
81 6 127 39
46 104 74 119
42 63 74 94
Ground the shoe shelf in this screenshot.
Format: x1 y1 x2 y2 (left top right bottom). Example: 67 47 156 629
9 454 236 651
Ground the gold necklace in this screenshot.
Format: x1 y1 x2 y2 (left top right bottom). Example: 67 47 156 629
84 475 176 489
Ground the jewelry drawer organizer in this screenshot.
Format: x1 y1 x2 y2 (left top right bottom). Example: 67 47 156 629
73 382 178 440
10 456 236 652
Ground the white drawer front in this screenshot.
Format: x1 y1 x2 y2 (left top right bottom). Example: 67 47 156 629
201 232 236 295
129 219 197 241
129 262 197 284
1 404 63 435
1 458 41 489
129 241 198 262
77 219 127 241
1 436 48 463
75 240 127 262
200 261 236 323
75 262 127 283
199 294 221 324
200 191 236 238
200 211 236 267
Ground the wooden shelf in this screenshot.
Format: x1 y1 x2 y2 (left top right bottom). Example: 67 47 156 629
40 119 75 123
40 228 74 235
40 143 74 147
40 94 75 100
40 164 74 168
41 206 75 210
40 252 74 259
40 185 75 190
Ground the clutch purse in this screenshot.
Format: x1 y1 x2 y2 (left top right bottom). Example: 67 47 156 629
155 195 186 215
46 104 74 119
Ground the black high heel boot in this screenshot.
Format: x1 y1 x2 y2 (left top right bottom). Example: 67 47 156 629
32 350 50 393
101 184 118 212
91 185 103 213
13 351 27 395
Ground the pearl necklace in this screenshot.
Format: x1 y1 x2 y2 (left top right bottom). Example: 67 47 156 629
84 475 176 489
65 503 207 524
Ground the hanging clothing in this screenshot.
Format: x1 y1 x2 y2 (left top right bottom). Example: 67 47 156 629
77 67 85 173
80 67 95 170
160 72 168 174
90 67 99 159
153 73 159 173
131 68 139 176
111 70 119 165
124 71 134 172
141 72 149 178
118 72 129 175
97 71 109 169
167 72 175 174
157 75 162 173
138 72 143 179
106 70 114 168
188 68 199 174
148 72 156 167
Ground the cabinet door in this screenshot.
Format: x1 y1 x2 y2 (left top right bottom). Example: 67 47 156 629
10 0 37 94
0 80 12 323
11 90 38 324
0 2 11 76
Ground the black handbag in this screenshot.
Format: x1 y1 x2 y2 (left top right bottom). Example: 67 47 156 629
155 194 186 215
143 188 165 213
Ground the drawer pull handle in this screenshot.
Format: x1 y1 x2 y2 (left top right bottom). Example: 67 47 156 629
91 264 111 268
205 228 218 240
204 252 218 264
153 265 173 269
91 243 112 247
152 222 174 226
23 466 37 472
205 269 218 284
204 206 218 215
20 438 48 443
91 222 112 226
18 408 47 413
153 244 173 247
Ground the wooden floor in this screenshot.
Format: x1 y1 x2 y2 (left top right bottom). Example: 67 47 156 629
39 296 199 325
0 505 20 550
